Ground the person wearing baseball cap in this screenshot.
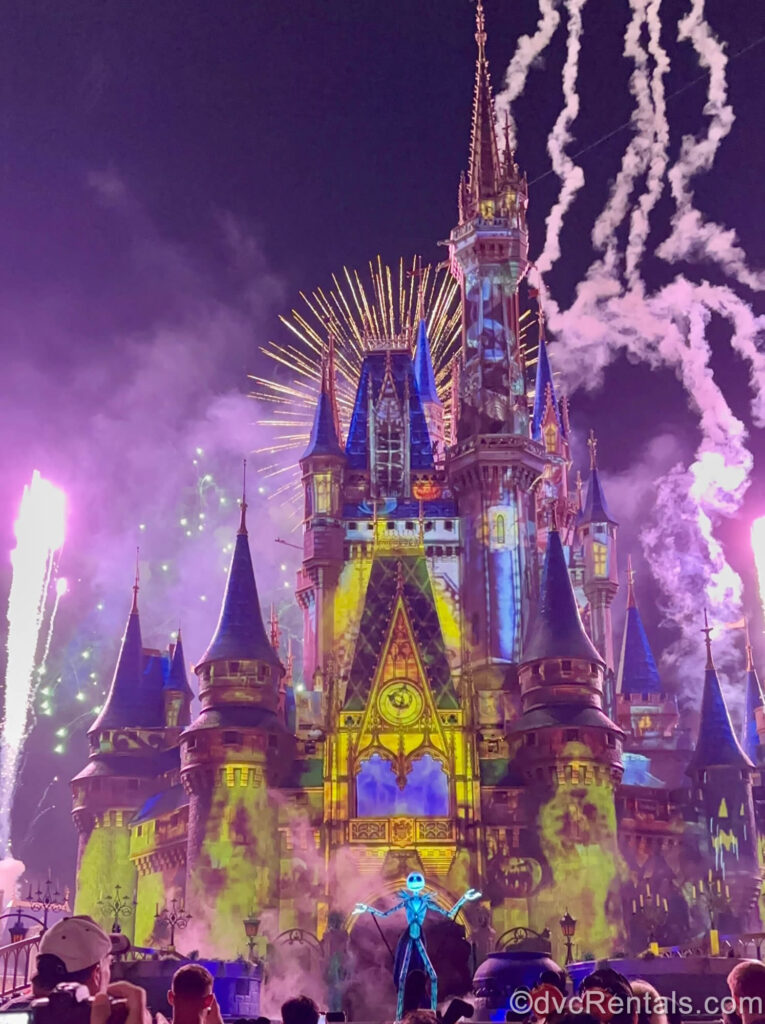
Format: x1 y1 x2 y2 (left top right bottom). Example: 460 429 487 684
32 915 131 997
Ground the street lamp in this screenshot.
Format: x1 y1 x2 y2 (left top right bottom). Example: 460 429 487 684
243 914 261 962
155 899 191 952
9 911 28 944
559 909 577 965
26 877 69 931
98 885 136 934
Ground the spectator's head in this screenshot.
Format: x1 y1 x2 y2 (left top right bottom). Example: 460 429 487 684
629 980 668 1024
402 1011 438 1024
727 961 765 1024
33 916 129 996
579 968 636 1024
168 964 214 1022
281 996 320 1024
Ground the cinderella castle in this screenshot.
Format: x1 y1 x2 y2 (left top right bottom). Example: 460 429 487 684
71 0 765 980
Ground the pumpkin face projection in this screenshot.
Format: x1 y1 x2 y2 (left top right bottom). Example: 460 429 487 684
486 839 542 902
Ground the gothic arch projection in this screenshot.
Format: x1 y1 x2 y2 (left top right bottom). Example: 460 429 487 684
356 751 450 818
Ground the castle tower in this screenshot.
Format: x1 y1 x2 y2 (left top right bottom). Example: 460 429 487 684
615 557 678 743
743 623 764 764
447 0 545 678
580 431 618 671
71 576 165 919
509 528 625 959
164 628 193 729
180 495 289 957
687 614 760 929
413 319 444 463
297 358 345 687
530 319 570 543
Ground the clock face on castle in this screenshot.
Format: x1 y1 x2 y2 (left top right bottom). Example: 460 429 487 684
378 680 424 727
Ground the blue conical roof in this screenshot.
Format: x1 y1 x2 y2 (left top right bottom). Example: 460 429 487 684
742 661 763 762
413 320 440 405
531 337 561 442
302 384 343 460
90 593 163 731
522 530 603 664
688 661 753 772
617 580 663 695
165 631 194 701
582 467 616 525
196 512 282 670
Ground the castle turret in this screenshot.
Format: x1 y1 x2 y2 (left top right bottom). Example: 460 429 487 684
72 575 165 919
743 624 764 764
580 431 618 670
687 613 760 929
509 528 625 959
413 319 444 463
448 0 545 678
615 557 678 743
531 318 570 542
297 359 346 687
180 494 290 957
164 628 193 729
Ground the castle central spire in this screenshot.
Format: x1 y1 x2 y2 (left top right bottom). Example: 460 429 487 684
468 0 501 202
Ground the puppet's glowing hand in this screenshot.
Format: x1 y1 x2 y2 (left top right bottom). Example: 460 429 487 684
352 902 369 915
464 888 482 901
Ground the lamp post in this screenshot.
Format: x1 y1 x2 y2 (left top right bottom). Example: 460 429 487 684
98 884 136 934
155 899 191 953
243 914 261 963
26 877 69 931
9 910 28 944
559 910 577 965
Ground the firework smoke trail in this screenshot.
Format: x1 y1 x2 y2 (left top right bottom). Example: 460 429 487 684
39 577 68 674
625 0 670 288
536 0 587 277
495 0 561 153
1 471 66 856
656 0 765 291
590 0 652 276
752 519 765 623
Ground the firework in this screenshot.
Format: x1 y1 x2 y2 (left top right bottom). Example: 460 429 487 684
39 577 68 673
752 517 765 623
1 471 67 856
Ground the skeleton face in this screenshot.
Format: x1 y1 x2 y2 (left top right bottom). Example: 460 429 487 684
406 872 425 893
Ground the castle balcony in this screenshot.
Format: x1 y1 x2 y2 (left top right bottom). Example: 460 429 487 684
347 817 455 847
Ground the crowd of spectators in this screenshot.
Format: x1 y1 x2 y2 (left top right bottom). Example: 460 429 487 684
3 916 765 1024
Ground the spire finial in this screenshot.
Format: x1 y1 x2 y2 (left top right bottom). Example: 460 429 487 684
177 623 182 644
238 459 248 535
587 428 598 471
576 470 583 511
475 0 487 56
132 547 140 614
746 618 754 672
702 608 714 670
626 555 636 609
269 603 281 654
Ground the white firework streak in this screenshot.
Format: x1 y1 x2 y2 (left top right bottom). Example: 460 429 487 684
590 0 652 277
536 0 587 277
39 576 68 675
495 0 561 154
656 0 765 291
1 472 66 856
625 0 670 288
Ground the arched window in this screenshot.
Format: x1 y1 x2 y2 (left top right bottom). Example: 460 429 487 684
314 472 332 514
494 513 506 546
593 541 608 577
544 423 558 453
356 753 449 817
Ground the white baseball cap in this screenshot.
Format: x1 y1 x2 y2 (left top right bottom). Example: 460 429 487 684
38 916 130 973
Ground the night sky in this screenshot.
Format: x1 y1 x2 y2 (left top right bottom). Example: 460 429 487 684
0 0 763 881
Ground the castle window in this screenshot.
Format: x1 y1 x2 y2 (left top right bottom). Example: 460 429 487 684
426 546 433 557
561 660 572 672
425 521 434 532
229 661 240 674
223 732 242 746
593 541 608 577
607 734 616 748
349 522 358 530
564 730 579 742
186 737 196 750
137 826 143 837
543 423 558 453
314 472 332 515
258 665 268 680
405 521 414 531
387 521 395 531
445 520 454 532
356 753 449 817
494 513 506 546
